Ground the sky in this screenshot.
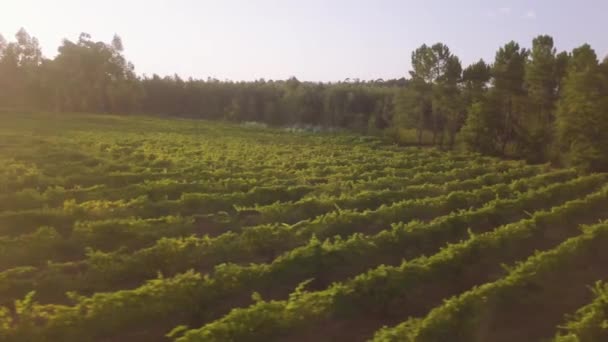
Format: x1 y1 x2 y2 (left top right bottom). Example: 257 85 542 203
1 0 607 82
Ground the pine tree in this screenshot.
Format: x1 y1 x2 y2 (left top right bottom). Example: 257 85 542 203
555 44 608 171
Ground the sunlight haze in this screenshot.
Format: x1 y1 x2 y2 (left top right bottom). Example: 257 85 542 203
2 0 607 81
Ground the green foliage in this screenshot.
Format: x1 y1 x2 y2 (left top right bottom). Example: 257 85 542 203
461 93 503 155
0 110 607 341
520 35 560 162
553 282 608 342
1 29 607 170
555 44 608 171
395 43 463 147
178 179 608 342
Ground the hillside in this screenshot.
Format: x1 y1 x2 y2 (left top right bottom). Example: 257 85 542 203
0 112 607 341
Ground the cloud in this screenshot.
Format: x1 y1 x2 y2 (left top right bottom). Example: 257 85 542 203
523 10 537 19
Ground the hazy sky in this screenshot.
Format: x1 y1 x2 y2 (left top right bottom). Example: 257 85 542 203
2 0 607 81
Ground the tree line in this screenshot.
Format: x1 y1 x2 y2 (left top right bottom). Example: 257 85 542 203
0 29 400 131
1 28 607 171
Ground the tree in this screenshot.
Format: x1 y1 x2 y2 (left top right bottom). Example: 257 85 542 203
394 78 432 144
111 34 124 52
0 35 20 107
555 44 608 171
52 33 140 112
460 42 528 155
323 86 349 127
433 54 463 148
554 51 570 97
519 35 559 161
371 88 395 130
462 59 491 104
526 35 558 115
0 34 7 58
14 28 42 67
396 43 462 147
461 92 503 155
0 28 45 108
491 41 529 154
458 59 492 152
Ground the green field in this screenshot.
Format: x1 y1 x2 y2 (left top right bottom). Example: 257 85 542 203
1 112 607 342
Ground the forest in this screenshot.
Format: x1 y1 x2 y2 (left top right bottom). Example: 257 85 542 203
1 28 607 171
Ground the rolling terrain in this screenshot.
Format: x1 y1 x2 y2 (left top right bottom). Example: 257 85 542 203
0 112 607 342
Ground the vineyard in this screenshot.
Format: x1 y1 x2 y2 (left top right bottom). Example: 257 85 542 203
1 111 607 342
